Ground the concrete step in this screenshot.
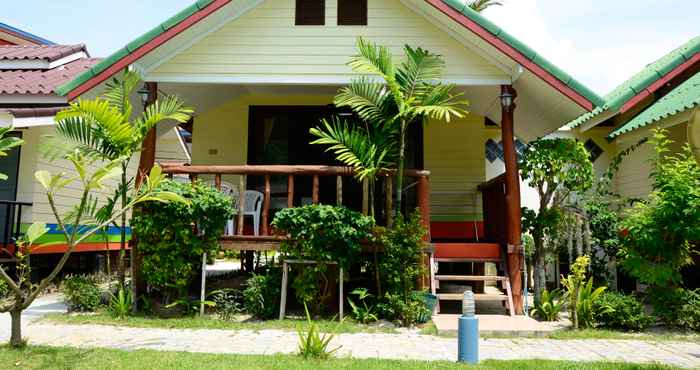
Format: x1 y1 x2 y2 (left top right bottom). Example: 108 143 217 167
437 293 508 301
435 275 506 282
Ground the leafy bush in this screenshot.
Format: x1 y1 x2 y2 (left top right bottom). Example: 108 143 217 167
132 179 235 304
273 205 374 313
675 289 700 332
530 289 565 321
108 286 133 320
243 267 282 319
63 275 102 312
619 129 700 291
297 304 340 359
377 291 430 327
561 256 610 329
347 288 378 324
211 288 244 321
593 292 653 331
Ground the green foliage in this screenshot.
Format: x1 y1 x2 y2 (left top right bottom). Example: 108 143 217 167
619 129 700 290
0 126 23 181
108 286 133 320
273 205 374 313
377 291 430 327
379 212 426 299
468 0 503 12
561 256 609 329
651 288 700 331
132 180 235 304
593 292 654 331
211 289 244 321
63 275 102 312
347 288 378 324
674 289 700 331
243 267 282 319
530 289 565 321
296 304 341 359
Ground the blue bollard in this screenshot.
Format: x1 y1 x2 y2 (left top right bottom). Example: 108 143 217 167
457 290 479 364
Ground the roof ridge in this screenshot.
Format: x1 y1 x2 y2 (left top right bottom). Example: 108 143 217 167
567 35 700 129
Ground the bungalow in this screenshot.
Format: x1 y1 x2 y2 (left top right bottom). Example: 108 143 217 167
55 0 606 314
0 24 190 267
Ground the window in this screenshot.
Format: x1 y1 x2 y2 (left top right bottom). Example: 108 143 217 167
338 0 367 25
295 0 325 25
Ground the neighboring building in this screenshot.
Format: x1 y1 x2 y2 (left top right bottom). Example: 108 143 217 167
0 24 190 264
55 0 606 313
567 36 700 200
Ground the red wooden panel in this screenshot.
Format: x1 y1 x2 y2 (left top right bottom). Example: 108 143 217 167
434 242 501 259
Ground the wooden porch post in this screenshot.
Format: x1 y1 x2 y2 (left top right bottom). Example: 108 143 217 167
133 81 158 310
500 85 523 314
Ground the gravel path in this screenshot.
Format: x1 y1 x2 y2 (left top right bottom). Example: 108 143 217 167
2 295 699 368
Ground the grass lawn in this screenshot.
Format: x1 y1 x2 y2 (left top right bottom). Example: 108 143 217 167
42 311 398 334
1 346 678 370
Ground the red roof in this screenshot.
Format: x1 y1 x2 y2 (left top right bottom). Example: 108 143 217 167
0 57 99 95
0 44 87 62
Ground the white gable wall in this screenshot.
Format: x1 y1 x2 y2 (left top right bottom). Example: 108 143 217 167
147 0 510 85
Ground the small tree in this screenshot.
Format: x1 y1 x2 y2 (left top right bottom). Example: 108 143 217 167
0 153 183 347
53 71 193 286
619 129 700 292
333 38 468 215
520 138 593 303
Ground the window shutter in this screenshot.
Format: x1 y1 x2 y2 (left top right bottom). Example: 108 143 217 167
338 0 367 26
296 0 325 25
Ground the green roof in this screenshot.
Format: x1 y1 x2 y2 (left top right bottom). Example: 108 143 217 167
441 0 605 108
56 0 217 96
567 36 700 129
609 71 700 139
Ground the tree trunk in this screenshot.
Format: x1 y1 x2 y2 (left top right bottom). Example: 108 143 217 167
533 236 546 304
118 164 128 287
394 121 407 217
9 308 22 347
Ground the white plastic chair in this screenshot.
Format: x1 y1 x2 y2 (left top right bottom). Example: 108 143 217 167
207 180 237 235
239 190 264 236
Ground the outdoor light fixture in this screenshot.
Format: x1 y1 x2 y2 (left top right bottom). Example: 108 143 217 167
137 85 151 105
499 91 514 111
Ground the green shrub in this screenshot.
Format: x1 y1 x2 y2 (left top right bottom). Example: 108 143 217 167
593 292 654 331
108 286 133 320
243 267 282 319
530 289 565 321
132 179 235 304
377 291 430 327
211 288 244 321
561 256 610 329
63 275 102 312
347 288 378 324
675 289 700 331
273 205 374 313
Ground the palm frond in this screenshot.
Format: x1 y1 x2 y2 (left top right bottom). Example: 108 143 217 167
413 83 469 122
396 45 445 99
134 94 193 140
103 70 141 118
348 37 396 80
468 0 503 12
334 77 394 124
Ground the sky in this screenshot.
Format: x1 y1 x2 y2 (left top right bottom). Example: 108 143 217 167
3 0 699 95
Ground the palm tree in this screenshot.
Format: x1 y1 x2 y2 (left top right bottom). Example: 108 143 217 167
53 71 192 286
468 0 503 12
333 38 468 215
0 126 23 180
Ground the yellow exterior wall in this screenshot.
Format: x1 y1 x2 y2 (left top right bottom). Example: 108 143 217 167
156 126 190 163
151 0 505 82
615 121 688 200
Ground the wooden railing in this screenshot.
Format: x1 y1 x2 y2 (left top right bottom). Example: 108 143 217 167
478 173 507 246
159 164 432 241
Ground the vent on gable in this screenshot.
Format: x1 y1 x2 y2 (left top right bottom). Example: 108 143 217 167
296 0 325 25
485 138 527 163
338 0 367 26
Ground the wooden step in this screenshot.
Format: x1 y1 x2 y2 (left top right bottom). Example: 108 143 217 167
435 275 506 282
437 293 508 301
